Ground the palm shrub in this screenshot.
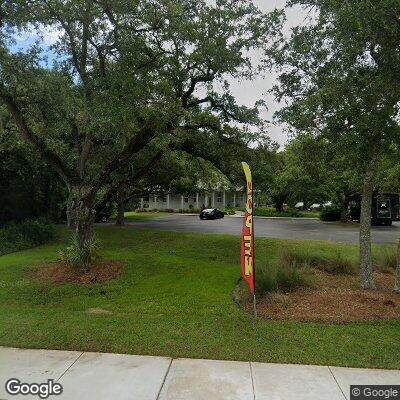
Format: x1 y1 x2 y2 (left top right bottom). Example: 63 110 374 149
59 234 100 271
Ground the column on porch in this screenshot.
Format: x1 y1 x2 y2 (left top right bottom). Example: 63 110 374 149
223 191 226 208
181 195 184 210
167 194 170 209
154 196 157 210
212 191 215 208
233 192 236 207
140 198 144 209
196 193 199 209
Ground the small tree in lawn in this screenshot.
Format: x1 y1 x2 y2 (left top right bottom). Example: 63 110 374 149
0 0 281 266
269 0 400 289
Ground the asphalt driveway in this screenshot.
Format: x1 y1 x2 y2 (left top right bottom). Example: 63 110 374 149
128 215 400 244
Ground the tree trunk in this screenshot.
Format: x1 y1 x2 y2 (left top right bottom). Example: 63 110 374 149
359 155 378 289
339 193 349 222
395 240 400 293
275 199 284 212
116 198 125 226
66 203 73 228
67 186 96 245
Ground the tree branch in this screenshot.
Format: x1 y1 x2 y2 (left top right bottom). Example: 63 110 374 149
181 71 216 108
95 149 164 208
0 88 78 184
87 124 157 200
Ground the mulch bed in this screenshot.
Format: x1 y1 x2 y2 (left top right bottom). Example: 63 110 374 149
33 260 124 284
240 270 400 323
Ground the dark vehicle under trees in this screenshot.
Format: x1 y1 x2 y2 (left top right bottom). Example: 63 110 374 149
199 209 225 220
350 193 399 226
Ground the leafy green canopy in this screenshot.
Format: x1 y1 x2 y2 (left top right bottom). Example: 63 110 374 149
0 1 283 208
270 0 400 170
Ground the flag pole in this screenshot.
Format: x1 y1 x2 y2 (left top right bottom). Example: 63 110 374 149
253 185 256 317
241 161 257 317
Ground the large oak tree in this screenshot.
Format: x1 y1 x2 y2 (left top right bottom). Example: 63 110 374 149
0 0 280 255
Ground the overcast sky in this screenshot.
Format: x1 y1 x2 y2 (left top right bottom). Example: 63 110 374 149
229 0 307 147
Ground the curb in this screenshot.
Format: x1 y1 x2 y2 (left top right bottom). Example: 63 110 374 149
227 215 319 220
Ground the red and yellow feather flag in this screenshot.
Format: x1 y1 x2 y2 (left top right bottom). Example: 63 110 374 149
241 162 255 295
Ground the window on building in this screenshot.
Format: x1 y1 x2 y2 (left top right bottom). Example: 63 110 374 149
161 196 167 203
192 196 197 203
184 196 189 203
217 193 222 203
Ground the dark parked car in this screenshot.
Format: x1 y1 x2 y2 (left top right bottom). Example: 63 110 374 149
199 208 225 220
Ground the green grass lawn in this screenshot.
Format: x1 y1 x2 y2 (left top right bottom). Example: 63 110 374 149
124 211 172 220
0 226 398 369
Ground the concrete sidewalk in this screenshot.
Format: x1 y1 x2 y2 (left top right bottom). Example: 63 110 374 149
1 347 399 400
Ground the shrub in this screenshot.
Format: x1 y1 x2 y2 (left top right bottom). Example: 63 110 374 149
316 252 357 275
0 219 54 256
279 248 357 275
255 248 357 297
256 258 313 296
276 260 312 292
223 208 236 215
256 263 279 295
375 246 397 273
59 234 100 271
320 206 342 221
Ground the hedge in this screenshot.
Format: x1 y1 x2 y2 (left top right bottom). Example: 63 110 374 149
320 206 342 221
0 219 55 256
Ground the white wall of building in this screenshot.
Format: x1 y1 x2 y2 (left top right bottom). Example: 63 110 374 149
146 191 246 211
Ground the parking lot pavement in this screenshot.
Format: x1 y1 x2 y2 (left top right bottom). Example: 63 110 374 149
128 214 400 244
1 347 399 400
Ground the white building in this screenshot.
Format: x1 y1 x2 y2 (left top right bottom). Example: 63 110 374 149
140 189 247 211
